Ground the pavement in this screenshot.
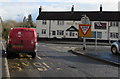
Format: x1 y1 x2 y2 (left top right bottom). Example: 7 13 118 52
1 40 10 79
39 41 111 46
0 41 2 79
71 46 120 66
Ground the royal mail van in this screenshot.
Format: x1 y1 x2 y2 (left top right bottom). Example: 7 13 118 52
6 28 37 58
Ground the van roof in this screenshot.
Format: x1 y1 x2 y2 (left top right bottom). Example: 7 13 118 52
11 28 35 31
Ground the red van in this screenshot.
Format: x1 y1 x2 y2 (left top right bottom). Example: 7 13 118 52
6 28 37 58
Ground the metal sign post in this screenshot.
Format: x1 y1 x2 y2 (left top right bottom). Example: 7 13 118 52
79 24 91 50
80 15 90 50
95 31 97 50
83 37 86 50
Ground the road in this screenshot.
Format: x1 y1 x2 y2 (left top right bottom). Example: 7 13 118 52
6 42 119 78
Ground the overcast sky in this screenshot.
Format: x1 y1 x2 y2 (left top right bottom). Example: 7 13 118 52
0 0 120 22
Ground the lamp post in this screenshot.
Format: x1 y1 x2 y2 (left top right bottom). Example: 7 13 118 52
81 15 90 50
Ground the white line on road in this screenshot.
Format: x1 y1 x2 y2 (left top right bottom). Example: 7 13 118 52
4 56 10 78
36 55 42 60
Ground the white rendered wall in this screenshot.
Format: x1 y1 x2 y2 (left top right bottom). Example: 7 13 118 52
36 19 120 40
118 1 120 40
118 1 120 11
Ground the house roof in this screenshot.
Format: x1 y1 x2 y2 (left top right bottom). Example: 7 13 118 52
66 26 78 31
36 11 120 21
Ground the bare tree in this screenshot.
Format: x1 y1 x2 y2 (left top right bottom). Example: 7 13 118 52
23 16 28 27
27 14 35 28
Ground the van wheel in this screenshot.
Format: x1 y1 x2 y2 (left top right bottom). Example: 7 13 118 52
15 53 19 57
6 52 11 58
31 52 36 58
111 46 118 54
6 48 11 58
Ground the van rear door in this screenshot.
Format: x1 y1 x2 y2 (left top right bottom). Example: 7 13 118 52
10 29 35 50
22 30 35 50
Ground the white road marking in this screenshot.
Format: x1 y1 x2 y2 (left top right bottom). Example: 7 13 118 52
4 54 10 78
42 45 46 47
37 55 42 60
42 62 50 69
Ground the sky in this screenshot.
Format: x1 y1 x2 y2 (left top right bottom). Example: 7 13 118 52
0 0 120 22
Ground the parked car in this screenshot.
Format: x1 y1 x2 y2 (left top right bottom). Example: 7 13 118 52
111 40 120 54
6 28 37 58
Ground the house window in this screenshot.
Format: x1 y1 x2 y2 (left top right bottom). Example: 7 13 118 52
97 32 102 38
70 31 74 36
110 33 118 38
66 33 68 35
57 21 64 25
37 33 39 37
91 31 96 38
52 31 56 35
42 20 47 25
57 30 64 35
94 22 106 29
91 31 102 38
109 22 119 27
42 29 46 34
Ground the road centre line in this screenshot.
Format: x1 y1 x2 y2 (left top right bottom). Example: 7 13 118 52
42 45 46 47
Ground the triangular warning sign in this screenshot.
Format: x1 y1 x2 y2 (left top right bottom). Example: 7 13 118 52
79 25 91 35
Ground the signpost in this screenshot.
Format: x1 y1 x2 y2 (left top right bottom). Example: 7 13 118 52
79 15 91 50
79 24 91 37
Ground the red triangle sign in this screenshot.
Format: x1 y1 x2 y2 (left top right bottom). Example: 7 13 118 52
79 25 91 35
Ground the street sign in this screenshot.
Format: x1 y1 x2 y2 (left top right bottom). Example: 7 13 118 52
80 15 91 50
79 24 91 37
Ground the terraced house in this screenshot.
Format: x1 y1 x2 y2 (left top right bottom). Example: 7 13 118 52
36 5 120 41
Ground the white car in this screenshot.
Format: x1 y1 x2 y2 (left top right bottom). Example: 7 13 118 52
111 40 120 54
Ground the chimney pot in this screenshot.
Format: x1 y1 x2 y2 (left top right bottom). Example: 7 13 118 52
100 4 102 12
71 5 74 12
39 6 42 14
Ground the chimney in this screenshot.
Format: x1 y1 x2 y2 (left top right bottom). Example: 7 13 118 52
100 4 102 12
71 5 74 12
39 6 42 14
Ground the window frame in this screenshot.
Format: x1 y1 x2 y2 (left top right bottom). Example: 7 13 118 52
42 29 46 34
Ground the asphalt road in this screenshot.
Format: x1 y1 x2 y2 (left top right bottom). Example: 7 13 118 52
6 43 119 78
73 46 120 65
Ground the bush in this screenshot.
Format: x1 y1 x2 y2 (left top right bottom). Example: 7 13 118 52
2 28 10 40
